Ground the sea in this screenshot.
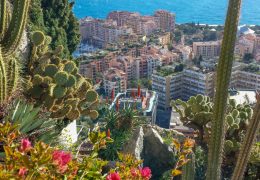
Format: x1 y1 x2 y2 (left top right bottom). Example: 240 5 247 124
73 0 260 25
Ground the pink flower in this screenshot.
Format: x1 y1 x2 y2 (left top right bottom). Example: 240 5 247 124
20 139 32 152
18 167 28 177
140 167 152 179
106 172 121 180
52 150 72 172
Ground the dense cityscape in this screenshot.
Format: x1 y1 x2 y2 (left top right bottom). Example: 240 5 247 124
77 10 260 129
0 1 259 180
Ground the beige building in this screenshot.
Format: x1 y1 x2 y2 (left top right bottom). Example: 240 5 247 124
231 64 260 91
158 32 171 46
103 68 127 95
235 34 255 58
80 17 132 48
154 10 175 32
193 41 221 59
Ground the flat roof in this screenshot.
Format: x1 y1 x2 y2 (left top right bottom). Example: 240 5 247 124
229 89 257 104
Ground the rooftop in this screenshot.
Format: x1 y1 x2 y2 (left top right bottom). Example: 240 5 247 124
109 89 158 114
193 41 221 46
242 64 260 74
229 89 257 104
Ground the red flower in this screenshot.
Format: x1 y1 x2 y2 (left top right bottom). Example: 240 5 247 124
106 172 121 180
18 167 28 177
140 167 152 179
52 150 72 172
20 139 32 152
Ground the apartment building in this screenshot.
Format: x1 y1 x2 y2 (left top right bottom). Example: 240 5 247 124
182 68 215 100
80 17 132 48
235 34 255 58
193 41 221 59
103 68 127 95
154 10 175 32
79 52 112 80
152 66 215 109
231 64 260 91
152 68 182 109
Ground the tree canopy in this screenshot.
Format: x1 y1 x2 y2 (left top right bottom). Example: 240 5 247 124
29 0 80 58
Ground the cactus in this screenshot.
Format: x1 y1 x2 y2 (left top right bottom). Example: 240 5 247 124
231 93 260 180
1 0 31 56
172 95 253 169
206 0 242 179
26 31 99 121
171 95 213 142
182 153 195 180
0 0 30 104
0 49 19 104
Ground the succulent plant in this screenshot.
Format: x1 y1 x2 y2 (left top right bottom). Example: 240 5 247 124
0 0 31 56
231 93 260 180
182 153 195 180
0 0 30 105
172 95 254 168
26 31 99 121
205 0 242 179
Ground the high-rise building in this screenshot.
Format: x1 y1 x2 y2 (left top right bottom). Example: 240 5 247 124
154 10 175 32
152 66 215 109
80 17 132 48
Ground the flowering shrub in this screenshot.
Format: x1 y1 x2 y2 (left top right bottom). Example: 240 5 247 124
0 122 110 179
172 138 195 177
107 153 152 180
0 122 152 179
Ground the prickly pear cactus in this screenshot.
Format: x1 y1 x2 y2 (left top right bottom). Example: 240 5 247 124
172 95 253 166
26 31 99 121
171 95 213 143
172 95 213 126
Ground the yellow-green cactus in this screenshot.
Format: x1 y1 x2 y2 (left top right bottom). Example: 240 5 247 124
1 0 30 56
27 31 100 121
206 0 242 179
231 93 260 180
0 0 30 104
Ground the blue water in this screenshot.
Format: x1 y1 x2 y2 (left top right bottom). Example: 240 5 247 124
73 0 260 25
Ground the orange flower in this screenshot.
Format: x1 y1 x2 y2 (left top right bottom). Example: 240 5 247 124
183 138 195 148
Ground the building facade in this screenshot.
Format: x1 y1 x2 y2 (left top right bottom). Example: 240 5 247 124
193 41 221 59
152 67 215 109
103 68 127 95
154 10 175 32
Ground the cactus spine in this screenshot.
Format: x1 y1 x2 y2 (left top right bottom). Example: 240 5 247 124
231 93 260 180
206 0 242 179
182 153 195 180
